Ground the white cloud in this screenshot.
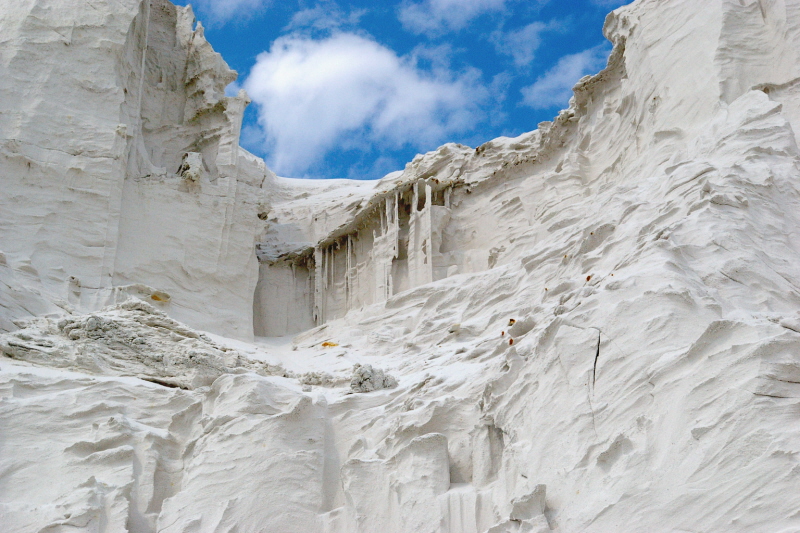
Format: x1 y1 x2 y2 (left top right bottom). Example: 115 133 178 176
491 21 560 67
520 44 609 109
286 1 366 34
398 0 508 35
408 42 459 71
189 0 270 26
224 81 241 97
242 33 488 175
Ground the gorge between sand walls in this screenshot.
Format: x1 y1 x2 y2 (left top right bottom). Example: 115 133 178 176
3 0 800 532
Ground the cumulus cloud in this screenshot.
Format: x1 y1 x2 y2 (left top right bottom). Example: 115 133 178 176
242 33 488 175
520 44 609 109
491 21 560 67
398 0 509 35
189 0 270 25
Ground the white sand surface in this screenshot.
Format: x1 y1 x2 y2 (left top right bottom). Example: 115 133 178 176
3 0 800 531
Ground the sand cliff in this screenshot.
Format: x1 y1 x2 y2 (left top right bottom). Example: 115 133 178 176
3 0 800 531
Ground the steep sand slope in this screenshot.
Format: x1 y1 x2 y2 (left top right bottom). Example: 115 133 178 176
3 0 800 532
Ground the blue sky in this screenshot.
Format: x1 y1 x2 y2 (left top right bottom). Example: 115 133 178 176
173 0 631 179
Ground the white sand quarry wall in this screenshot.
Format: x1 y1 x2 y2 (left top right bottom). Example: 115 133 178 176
4 0 800 532
0 0 271 340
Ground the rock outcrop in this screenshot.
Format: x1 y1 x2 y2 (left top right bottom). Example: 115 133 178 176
3 0 800 532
